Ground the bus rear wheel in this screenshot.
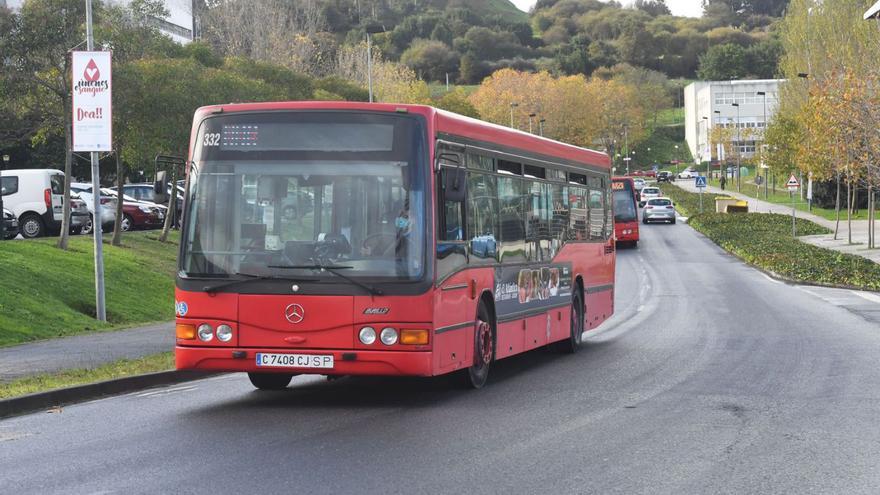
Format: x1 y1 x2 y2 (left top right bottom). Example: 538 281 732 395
465 303 494 389
247 372 294 390
557 290 584 354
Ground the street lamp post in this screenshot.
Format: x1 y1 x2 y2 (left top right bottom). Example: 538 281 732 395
757 91 769 199
509 102 518 129
713 110 721 179
538 118 545 137
528 113 536 134
731 102 741 191
702 116 710 179
365 24 386 103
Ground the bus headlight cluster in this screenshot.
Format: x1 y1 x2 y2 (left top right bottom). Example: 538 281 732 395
359 326 427 346
194 323 234 343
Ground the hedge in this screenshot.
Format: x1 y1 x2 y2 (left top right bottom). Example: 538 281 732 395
663 185 880 291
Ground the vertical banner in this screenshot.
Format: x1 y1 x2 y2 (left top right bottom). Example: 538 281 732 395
72 51 112 152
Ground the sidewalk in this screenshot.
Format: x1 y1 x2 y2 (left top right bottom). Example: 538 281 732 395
0 322 174 383
675 180 880 265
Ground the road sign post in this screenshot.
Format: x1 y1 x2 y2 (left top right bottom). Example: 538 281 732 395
787 174 800 237
72 0 112 322
695 175 707 213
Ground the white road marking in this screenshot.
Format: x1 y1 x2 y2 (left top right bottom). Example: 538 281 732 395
853 291 880 304
136 385 198 398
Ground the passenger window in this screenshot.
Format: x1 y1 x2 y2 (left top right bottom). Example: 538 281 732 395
1 176 18 196
568 186 588 240
466 172 499 262
549 183 568 256
442 201 464 241
525 180 551 261
589 188 605 240
466 153 494 171
497 176 526 262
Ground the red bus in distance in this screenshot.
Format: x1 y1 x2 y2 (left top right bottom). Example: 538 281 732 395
173 102 615 389
612 177 639 247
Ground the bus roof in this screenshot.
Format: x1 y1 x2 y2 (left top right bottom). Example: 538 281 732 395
193 101 611 170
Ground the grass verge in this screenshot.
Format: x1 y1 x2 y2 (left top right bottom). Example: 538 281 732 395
0 231 179 347
663 185 880 291
0 352 174 400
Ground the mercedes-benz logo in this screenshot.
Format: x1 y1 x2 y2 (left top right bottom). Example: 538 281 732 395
284 303 305 324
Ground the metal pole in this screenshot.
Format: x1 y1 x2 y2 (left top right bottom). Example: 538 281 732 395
791 188 796 237
624 125 629 175
762 93 768 199
367 32 373 103
86 0 106 322
0 155 6 239
445 73 449 92
539 119 545 137
736 104 741 191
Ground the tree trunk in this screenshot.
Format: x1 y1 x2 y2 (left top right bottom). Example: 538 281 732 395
834 171 841 240
111 149 124 246
159 165 177 243
57 104 72 250
847 179 853 245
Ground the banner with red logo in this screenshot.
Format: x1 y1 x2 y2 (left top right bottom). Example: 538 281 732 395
72 51 112 152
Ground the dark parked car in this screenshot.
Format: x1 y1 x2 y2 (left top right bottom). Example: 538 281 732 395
3 207 18 239
101 189 165 231
657 171 674 183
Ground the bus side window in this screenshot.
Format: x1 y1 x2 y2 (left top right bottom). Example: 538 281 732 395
437 166 467 281
466 172 499 263
498 175 526 263
568 186 588 241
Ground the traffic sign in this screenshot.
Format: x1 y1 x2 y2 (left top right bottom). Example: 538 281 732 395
695 176 707 188
786 174 800 190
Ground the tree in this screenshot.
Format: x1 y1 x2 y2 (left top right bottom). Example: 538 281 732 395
697 43 748 80
635 0 671 17
2 0 90 250
433 88 480 119
400 39 459 82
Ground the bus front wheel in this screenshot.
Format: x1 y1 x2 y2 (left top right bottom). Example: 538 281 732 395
248 372 294 390
465 303 494 389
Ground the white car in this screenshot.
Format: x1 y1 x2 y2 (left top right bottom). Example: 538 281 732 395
70 182 118 234
1 168 89 238
639 187 661 207
678 169 698 179
632 177 647 192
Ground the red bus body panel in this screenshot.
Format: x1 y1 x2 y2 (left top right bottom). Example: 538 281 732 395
176 102 615 378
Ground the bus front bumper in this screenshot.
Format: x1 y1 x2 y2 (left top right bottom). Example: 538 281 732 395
176 346 434 377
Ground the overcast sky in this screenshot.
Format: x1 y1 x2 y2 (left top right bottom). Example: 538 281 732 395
510 0 704 18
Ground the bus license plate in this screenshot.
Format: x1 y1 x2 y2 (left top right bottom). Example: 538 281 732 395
255 353 334 369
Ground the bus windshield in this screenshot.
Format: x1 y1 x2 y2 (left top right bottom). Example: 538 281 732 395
612 181 637 223
181 112 427 284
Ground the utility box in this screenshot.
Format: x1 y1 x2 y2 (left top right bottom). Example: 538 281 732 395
715 197 749 213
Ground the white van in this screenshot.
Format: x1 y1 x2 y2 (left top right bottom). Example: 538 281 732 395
0 169 88 238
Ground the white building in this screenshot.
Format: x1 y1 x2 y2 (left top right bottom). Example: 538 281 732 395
4 0 194 44
684 79 784 163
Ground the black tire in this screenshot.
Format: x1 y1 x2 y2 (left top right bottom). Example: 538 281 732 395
121 214 134 232
19 213 44 238
82 215 93 235
70 226 83 235
464 302 494 389
247 372 293 390
642 217 648 224
557 290 585 354
671 218 676 224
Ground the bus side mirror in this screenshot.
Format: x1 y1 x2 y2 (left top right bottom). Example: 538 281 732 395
154 171 169 204
442 167 466 203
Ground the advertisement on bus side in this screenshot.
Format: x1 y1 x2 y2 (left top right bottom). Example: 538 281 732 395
494 262 573 317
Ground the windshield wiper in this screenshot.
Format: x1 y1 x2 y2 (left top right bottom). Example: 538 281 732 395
203 272 317 294
269 263 384 296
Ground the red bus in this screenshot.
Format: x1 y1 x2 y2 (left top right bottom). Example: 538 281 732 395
172 102 615 389
612 177 639 247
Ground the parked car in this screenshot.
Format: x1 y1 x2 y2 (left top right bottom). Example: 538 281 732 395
3 207 18 239
1 168 87 238
643 197 676 224
100 188 165 231
632 177 647 192
114 183 183 223
639 187 661 207
657 171 674 183
677 169 698 179
70 182 118 234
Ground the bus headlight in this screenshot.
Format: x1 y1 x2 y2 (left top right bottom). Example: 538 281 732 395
216 324 233 342
380 327 398 345
197 324 214 342
359 326 377 345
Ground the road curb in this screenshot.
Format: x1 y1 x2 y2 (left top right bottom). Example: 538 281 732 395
0 370 219 419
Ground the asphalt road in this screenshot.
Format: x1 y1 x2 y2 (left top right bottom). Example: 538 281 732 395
3 218 880 494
